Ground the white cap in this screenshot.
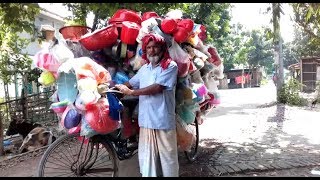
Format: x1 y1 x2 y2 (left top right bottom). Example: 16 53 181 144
40 24 55 32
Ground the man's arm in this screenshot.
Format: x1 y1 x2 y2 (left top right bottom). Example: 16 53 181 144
115 83 164 96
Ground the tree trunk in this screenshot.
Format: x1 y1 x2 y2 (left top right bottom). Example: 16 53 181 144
0 113 4 156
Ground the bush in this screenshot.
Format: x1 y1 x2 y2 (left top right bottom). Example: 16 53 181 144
278 78 307 106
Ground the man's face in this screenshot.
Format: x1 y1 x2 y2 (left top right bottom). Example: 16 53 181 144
146 41 162 64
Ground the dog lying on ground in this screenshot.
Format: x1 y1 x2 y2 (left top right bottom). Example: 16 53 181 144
18 127 56 153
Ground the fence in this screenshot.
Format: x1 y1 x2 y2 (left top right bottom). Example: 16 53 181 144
0 90 57 130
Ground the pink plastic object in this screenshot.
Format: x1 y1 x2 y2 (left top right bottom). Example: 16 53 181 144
161 18 177 34
120 21 141 45
79 25 118 51
35 51 60 72
68 124 81 134
197 84 208 97
176 60 190 78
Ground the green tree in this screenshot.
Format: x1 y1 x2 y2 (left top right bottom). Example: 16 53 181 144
291 3 320 45
64 3 181 31
0 3 40 156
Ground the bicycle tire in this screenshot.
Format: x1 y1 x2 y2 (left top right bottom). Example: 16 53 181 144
37 133 119 177
184 118 199 163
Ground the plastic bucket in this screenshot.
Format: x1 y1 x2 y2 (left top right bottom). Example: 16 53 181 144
120 21 140 45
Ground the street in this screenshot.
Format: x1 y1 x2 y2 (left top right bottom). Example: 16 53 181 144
1 80 320 177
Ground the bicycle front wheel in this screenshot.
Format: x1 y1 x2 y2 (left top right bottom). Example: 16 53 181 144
37 133 118 177
184 118 199 163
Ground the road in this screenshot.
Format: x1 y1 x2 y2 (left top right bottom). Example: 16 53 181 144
1 80 320 177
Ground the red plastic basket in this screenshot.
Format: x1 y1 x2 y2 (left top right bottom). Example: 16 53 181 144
79 25 119 51
59 25 92 42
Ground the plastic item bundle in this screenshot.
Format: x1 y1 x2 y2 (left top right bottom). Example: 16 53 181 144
50 100 69 114
176 115 196 152
80 116 98 138
38 71 56 86
56 72 78 104
176 102 200 124
85 98 120 134
34 49 61 73
168 39 190 77
106 92 124 121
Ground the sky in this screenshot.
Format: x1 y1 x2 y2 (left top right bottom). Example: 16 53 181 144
38 3 295 43
230 3 295 43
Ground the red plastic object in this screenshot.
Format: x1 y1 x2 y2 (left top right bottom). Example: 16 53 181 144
161 18 178 34
173 26 189 43
59 25 91 42
142 11 159 22
109 9 142 25
79 25 118 51
120 21 141 45
177 19 194 32
85 99 120 134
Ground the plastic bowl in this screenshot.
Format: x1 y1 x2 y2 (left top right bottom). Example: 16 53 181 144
59 25 92 42
79 25 119 51
109 9 142 25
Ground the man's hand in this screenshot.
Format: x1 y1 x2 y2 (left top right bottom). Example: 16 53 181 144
115 84 134 95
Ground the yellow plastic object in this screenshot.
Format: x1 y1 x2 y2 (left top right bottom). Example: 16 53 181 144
38 71 56 86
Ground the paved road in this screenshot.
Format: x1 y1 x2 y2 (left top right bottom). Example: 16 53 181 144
179 80 320 176
2 80 320 177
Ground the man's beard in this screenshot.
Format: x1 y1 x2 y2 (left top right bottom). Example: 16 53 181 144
147 54 160 64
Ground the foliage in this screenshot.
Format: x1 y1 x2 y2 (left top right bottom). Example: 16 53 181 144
291 3 320 45
64 3 181 31
278 78 307 106
0 3 40 84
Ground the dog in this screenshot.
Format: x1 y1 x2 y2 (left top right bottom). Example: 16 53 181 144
6 120 42 139
18 127 56 153
311 98 318 108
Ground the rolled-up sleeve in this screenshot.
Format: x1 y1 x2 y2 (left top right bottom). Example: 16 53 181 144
155 62 178 90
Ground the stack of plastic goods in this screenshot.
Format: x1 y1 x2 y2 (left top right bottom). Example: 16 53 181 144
32 9 224 144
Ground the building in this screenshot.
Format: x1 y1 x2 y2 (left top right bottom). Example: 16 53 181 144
0 8 66 99
224 67 263 89
288 57 320 92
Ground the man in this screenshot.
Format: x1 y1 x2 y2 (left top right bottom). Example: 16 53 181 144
115 33 179 177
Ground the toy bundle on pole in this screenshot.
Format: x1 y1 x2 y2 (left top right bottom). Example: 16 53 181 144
32 9 224 142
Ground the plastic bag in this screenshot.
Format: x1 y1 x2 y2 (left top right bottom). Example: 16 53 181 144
61 104 81 129
50 43 74 64
176 102 200 124
38 71 56 86
56 72 78 104
130 44 146 70
176 115 196 152
34 49 61 73
190 70 204 84
85 98 120 134
106 92 124 121
80 116 98 138
168 40 190 77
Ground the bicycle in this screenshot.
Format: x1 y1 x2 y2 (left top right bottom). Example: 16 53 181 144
37 90 206 177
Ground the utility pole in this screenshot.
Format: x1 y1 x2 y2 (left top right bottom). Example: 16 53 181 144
275 38 284 100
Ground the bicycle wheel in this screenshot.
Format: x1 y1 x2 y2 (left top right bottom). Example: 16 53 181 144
37 133 118 177
184 118 199 163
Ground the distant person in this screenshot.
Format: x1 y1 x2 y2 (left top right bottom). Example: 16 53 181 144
272 73 277 86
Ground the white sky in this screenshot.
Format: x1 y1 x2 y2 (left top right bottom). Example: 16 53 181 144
39 3 295 42
230 3 295 42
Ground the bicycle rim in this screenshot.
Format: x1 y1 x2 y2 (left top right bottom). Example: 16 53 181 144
184 119 199 163
37 133 118 177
